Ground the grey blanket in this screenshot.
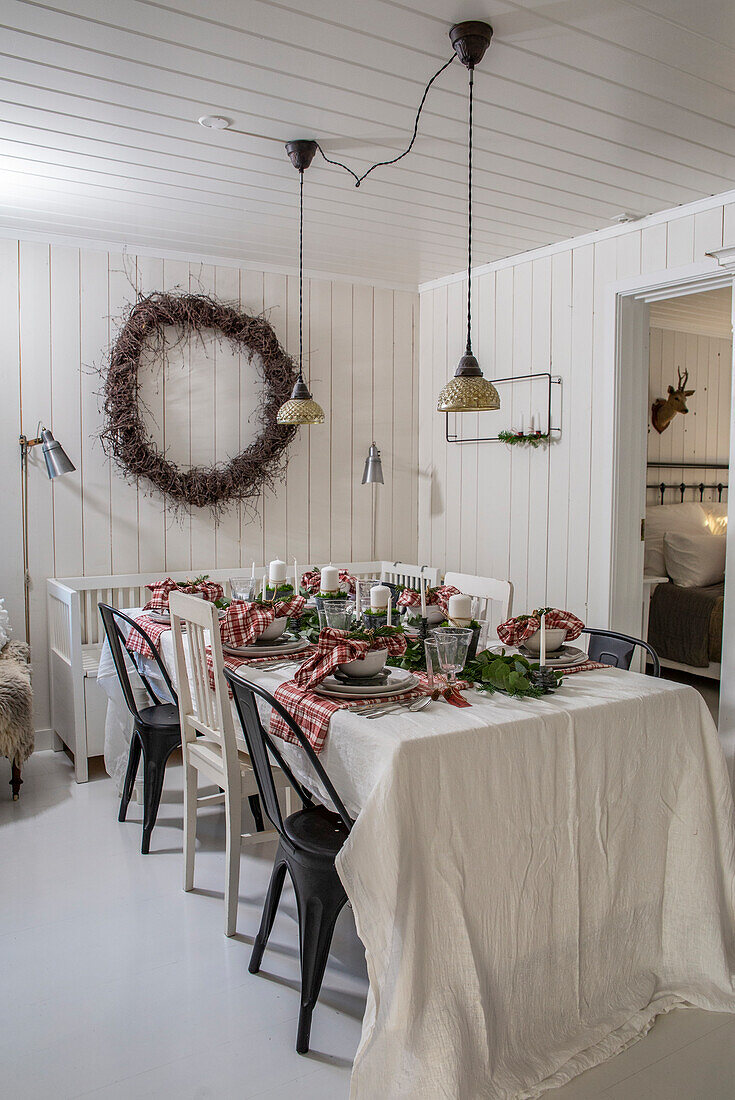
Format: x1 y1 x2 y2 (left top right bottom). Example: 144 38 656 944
648 581 724 668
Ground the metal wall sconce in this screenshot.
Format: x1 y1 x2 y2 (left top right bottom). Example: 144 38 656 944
19 426 75 644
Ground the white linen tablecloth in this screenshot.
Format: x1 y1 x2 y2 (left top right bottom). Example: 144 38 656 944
98 616 735 1098
337 671 735 1098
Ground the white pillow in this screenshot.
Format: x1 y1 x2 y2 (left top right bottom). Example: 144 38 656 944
644 503 708 576
702 502 728 536
663 531 726 588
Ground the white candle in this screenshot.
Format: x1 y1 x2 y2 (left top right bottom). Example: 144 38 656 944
448 593 472 625
251 560 255 578
539 611 546 666
519 412 524 434
420 575 427 618
355 579 361 617
530 413 535 432
261 574 267 599
370 584 390 610
269 558 286 584
293 558 298 593
387 598 392 627
321 565 339 592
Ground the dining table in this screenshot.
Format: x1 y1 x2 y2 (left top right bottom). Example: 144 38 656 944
97 610 735 1099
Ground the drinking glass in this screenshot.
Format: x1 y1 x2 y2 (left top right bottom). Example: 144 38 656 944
433 627 473 685
322 599 353 632
229 576 256 602
424 639 442 688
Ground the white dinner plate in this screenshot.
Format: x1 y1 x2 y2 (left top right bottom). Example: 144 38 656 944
145 608 226 624
490 644 588 669
223 636 310 658
314 670 417 700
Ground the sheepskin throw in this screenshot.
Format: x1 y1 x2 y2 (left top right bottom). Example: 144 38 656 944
0 641 33 766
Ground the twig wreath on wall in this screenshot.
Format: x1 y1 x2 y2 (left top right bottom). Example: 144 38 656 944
101 291 298 512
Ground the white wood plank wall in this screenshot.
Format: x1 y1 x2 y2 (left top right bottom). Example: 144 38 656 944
647 327 731 505
0 241 418 734
418 199 735 624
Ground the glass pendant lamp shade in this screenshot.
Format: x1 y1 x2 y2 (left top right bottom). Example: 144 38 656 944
437 354 500 413
276 140 324 428
276 378 325 425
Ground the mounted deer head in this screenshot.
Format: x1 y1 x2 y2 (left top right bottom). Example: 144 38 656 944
651 367 695 434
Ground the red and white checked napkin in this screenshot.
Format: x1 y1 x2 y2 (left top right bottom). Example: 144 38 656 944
300 569 356 595
219 595 306 649
125 614 170 659
559 660 609 675
270 678 423 753
397 584 460 615
143 577 224 613
294 627 407 691
497 609 585 647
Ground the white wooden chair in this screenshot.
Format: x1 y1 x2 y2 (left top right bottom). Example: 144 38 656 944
380 562 440 589
442 572 513 650
169 591 287 937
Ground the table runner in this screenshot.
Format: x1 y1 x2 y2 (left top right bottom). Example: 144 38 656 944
337 674 735 1098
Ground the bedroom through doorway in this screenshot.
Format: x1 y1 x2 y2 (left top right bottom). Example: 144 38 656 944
643 286 732 722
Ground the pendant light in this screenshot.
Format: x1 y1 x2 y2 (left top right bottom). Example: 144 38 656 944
361 442 384 485
276 140 325 426
437 23 500 414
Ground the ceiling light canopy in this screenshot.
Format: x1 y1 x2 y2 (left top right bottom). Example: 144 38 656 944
197 115 231 129
277 140 325 427
437 22 500 414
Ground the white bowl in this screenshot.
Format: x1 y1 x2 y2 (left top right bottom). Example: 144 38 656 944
524 627 566 654
338 648 388 679
257 618 289 643
425 605 445 625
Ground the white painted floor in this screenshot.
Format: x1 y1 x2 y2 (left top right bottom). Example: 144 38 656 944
3 749 735 1099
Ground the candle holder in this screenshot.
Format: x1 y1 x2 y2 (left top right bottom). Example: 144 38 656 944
528 666 558 693
362 610 388 630
417 615 430 641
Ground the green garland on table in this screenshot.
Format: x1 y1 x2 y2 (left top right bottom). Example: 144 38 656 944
387 645 561 698
464 650 561 697
498 429 549 448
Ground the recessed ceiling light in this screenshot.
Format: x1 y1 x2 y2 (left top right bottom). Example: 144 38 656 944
197 115 231 130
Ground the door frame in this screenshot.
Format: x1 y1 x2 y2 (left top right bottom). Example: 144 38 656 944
606 254 734 772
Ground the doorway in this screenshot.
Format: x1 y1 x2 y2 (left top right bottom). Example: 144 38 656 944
644 287 731 721
610 267 735 780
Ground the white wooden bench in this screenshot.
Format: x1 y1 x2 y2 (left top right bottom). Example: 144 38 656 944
47 561 439 782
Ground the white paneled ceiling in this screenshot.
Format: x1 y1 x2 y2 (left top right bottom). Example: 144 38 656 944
650 287 733 338
1 0 735 285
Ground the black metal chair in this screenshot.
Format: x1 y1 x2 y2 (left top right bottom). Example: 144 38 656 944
225 669 353 1055
99 604 181 854
582 627 661 677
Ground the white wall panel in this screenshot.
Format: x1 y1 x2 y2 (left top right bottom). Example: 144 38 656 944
0 241 417 736
418 197 729 627
647 327 732 504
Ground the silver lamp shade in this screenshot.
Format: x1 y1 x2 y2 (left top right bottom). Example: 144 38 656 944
41 429 75 479
362 442 384 485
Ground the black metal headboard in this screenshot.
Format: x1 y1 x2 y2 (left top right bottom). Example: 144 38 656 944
646 461 729 505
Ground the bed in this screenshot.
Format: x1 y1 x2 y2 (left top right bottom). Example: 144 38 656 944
643 472 727 679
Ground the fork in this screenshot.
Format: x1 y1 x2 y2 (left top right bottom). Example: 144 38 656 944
363 695 432 719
